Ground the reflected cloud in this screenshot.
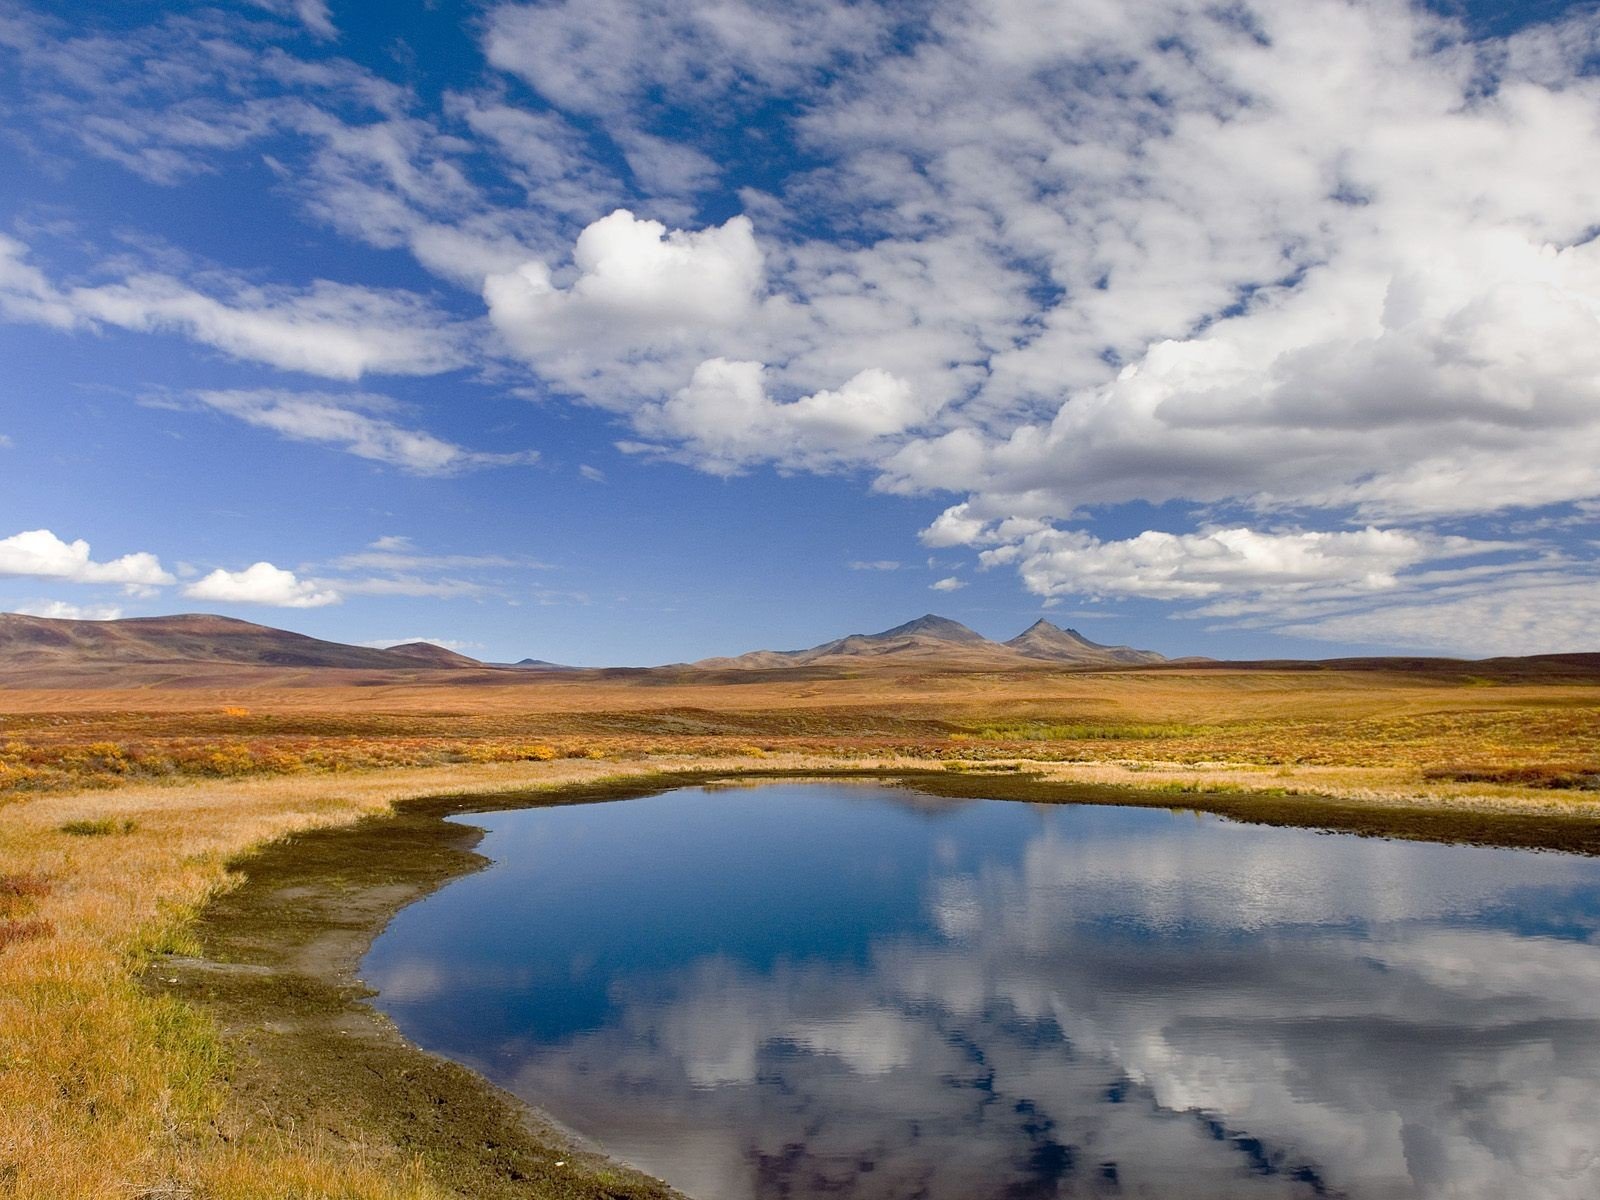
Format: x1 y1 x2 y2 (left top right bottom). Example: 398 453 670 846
366 786 1600 1200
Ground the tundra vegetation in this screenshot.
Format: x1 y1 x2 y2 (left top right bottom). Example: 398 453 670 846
1 665 1597 1197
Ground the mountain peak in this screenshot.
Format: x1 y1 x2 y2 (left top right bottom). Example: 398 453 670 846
1006 619 1164 665
875 614 990 644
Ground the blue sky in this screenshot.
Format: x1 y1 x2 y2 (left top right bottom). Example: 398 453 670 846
2 0 1599 665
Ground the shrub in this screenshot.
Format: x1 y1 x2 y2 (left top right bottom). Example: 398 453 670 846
60 818 137 837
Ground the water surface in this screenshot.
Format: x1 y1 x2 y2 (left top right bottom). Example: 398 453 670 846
364 782 1600 1199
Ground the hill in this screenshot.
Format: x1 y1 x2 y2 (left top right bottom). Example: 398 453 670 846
0 613 483 676
1005 619 1167 665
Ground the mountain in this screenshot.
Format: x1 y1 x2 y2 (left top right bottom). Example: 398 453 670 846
0 613 483 677
1005 619 1167 665
693 613 1165 671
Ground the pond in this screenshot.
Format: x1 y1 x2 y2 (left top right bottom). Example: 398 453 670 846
362 782 1600 1199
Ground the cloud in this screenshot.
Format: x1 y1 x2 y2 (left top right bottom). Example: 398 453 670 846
578 464 606 483
484 210 765 398
192 390 536 474
1282 575 1600 656
849 560 900 571
930 576 966 592
976 526 1505 601
357 636 482 651
329 575 488 598
183 562 340 607
628 359 933 474
12 600 124 621
0 237 470 380
330 537 535 573
483 0 892 120
243 0 336 40
0 529 174 591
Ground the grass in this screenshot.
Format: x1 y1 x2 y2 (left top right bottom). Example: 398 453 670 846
1 663 1598 1196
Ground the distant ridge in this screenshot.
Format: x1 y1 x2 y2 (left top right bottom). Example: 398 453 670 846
0 612 484 673
692 613 1166 670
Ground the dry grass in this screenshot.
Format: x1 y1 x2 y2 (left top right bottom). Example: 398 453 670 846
1 664 1597 1196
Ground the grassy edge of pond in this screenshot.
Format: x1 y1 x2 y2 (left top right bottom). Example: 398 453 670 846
171 766 1600 1194
10 756 1600 1199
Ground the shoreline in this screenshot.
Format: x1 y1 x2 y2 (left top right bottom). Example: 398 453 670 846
161 765 1600 1198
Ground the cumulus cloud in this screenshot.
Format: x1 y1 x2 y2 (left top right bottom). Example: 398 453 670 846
929 576 966 592
183 562 340 607
484 210 765 402
627 359 932 473
192 390 536 474
0 529 174 592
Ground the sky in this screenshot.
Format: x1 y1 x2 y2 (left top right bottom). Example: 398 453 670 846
2 0 1599 666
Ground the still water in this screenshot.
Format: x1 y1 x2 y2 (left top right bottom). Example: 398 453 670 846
363 783 1600 1199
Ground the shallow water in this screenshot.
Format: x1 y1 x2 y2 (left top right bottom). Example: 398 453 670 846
363 783 1600 1200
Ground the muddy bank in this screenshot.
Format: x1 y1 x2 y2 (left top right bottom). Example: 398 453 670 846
153 767 1600 1199
151 773 700 1200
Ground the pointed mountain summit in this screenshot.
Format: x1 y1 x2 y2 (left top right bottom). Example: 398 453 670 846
1006 619 1166 665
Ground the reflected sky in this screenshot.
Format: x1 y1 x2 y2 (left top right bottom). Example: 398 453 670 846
363 784 1600 1200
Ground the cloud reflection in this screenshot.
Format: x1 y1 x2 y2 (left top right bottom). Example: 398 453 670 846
367 789 1600 1199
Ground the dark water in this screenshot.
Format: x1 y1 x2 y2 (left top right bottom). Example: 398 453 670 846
362 783 1600 1200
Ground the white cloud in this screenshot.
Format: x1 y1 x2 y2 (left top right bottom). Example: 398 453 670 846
192 390 536 474
484 0 891 119
183 562 340 607
331 540 526 572
0 529 174 591
12 600 124 621
628 359 932 474
849 560 900 571
243 0 336 40
930 576 966 592
330 575 488 598
484 210 765 399
578 464 606 483
357 636 482 651
977 526 1503 601
1282 575 1600 657
0 237 470 380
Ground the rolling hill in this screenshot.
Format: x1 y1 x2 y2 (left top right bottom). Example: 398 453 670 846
0 613 483 675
